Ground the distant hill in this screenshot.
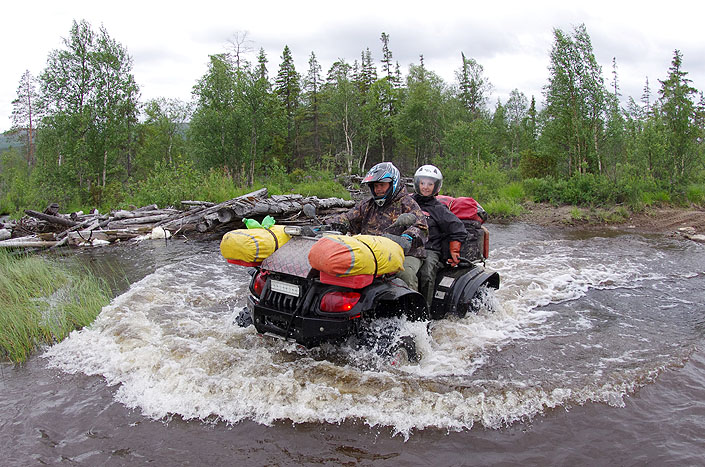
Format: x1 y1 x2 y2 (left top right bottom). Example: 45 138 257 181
0 132 20 153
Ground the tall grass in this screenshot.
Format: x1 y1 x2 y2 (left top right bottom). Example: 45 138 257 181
0 250 111 363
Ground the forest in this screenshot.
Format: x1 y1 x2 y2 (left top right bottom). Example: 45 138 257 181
2 19 704 219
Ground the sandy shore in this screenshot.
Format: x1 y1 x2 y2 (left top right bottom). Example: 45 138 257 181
508 202 705 241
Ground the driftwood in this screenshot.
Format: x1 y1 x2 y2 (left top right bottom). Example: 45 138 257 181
158 188 268 234
112 209 179 220
4 188 357 250
0 235 59 249
66 228 146 246
107 213 173 229
191 193 355 234
181 200 215 208
24 209 78 228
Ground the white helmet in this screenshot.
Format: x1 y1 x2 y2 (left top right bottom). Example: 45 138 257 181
414 164 443 197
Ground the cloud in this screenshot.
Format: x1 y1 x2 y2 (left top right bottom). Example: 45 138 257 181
2 0 705 131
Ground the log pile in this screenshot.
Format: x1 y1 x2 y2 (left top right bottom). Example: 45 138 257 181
0 188 356 250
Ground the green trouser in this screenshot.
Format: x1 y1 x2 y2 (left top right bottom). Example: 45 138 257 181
395 255 422 291
418 249 444 306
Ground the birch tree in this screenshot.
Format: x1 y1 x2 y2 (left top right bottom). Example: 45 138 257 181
11 70 39 166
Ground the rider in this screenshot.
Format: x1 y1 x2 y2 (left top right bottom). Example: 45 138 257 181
328 162 428 291
412 164 467 306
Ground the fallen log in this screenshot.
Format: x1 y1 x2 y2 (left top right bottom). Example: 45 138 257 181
133 204 159 212
56 218 102 240
24 209 77 228
159 187 268 233
112 209 180 220
0 236 59 249
66 228 147 245
182 200 215 208
107 213 172 229
196 215 220 233
191 192 355 233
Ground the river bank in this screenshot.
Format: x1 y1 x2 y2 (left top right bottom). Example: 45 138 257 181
513 202 705 239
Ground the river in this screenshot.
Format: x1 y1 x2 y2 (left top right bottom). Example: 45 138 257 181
2 223 704 465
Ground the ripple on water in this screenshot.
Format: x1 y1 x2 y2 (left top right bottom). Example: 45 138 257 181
44 230 705 437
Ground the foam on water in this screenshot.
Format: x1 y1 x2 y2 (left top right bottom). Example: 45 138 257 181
44 234 701 438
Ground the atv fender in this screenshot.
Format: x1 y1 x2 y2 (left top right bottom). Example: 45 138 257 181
432 266 499 318
361 278 429 321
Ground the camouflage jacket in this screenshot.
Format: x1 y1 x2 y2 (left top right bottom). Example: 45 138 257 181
330 186 429 258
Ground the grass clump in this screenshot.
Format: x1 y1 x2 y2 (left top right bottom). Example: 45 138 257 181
0 250 110 363
483 198 523 218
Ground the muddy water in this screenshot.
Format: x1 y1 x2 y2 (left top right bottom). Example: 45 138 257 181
2 224 705 465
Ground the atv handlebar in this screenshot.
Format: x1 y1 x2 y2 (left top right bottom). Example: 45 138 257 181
283 225 344 237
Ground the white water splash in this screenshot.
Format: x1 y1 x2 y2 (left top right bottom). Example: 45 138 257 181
44 234 697 438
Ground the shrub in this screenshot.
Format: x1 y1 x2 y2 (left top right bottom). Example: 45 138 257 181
686 184 705 205
498 182 525 201
448 162 509 201
129 159 203 208
523 177 560 204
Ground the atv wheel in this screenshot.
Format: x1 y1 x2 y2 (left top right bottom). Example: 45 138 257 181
388 335 419 366
458 284 497 317
235 307 253 327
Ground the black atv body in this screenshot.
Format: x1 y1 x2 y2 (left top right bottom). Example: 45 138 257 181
235 227 499 350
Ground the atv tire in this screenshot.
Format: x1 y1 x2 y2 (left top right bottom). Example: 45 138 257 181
388 335 419 366
235 307 253 327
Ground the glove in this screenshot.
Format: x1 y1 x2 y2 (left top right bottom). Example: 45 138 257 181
383 233 412 254
447 240 461 267
390 213 417 230
324 221 348 234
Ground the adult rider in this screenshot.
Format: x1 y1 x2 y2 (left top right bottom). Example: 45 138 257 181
327 162 428 291
412 164 467 306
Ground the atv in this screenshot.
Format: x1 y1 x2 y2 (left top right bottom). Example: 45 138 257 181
230 210 499 363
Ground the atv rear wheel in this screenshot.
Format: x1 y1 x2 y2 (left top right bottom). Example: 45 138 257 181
458 284 497 316
388 335 419 366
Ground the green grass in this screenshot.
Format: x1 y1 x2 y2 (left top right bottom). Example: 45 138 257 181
483 198 523 218
596 206 630 224
570 207 586 221
686 184 705 205
0 250 111 363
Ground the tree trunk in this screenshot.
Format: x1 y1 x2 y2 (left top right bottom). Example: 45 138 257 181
103 149 108 187
24 210 78 228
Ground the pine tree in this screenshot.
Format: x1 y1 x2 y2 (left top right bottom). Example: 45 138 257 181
641 77 652 116
455 53 491 120
274 45 301 169
255 47 269 81
304 51 323 161
380 32 393 80
658 49 699 184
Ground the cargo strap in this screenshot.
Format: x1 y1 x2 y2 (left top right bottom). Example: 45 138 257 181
263 227 279 251
357 239 378 277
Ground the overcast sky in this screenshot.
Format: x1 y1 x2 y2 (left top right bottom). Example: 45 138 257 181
2 0 704 133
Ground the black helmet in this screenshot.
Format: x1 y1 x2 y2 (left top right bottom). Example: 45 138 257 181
362 162 401 207
414 164 443 197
